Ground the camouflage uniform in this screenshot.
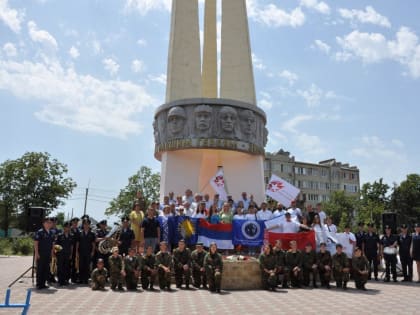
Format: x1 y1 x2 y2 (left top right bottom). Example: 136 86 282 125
124 255 140 290
317 250 332 288
273 247 289 288
156 251 173 290
352 255 369 289
203 252 223 292
259 252 278 290
141 253 157 290
285 250 303 288
91 267 108 290
332 252 350 289
173 247 192 288
108 255 124 290
191 249 207 288
302 250 318 287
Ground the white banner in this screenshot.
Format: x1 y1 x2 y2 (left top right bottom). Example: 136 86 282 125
209 169 228 201
265 174 300 208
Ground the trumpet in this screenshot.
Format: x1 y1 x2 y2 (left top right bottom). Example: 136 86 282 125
50 244 63 275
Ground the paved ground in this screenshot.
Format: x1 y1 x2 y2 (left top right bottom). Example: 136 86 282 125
0 256 419 315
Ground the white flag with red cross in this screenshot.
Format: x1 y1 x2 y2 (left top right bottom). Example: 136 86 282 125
265 174 300 208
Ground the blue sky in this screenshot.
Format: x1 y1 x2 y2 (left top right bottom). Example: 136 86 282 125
1 0 419 221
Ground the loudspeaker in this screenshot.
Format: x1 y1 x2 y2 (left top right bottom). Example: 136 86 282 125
382 212 397 235
26 207 45 232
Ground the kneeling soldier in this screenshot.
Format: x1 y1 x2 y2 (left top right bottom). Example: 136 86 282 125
156 241 173 291
273 240 289 288
332 244 350 289
352 247 369 290
109 247 125 291
302 242 318 288
204 242 223 293
259 244 278 291
124 247 140 291
173 239 192 289
91 259 107 290
286 240 303 288
191 242 207 288
317 242 332 289
141 245 157 290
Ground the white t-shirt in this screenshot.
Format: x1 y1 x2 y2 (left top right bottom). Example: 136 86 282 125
192 213 207 219
280 220 301 233
317 211 327 224
233 214 246 220
272 209 286 217
256 209 273 221
245 213 257 221
342 232 356 258
287 207 302 218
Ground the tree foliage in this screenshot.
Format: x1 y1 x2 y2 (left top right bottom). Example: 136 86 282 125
390 174 420 227
357 178 390 227
323 191 358 230
0 152 76 235
105 166 161 217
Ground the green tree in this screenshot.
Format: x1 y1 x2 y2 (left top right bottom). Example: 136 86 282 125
390 174 420 227
323 191 358 231
105 166 160 217
0 152 77 236
357 179 390 227
56 212 65 227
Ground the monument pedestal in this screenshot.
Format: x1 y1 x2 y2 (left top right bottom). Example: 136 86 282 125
221 258 262 290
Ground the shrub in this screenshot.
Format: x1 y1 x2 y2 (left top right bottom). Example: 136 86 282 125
12 237 34 255
0 238 14 255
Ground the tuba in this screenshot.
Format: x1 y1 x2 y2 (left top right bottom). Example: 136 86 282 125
98 223 122 254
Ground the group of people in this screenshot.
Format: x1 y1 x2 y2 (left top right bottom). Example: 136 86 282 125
33 189 420 293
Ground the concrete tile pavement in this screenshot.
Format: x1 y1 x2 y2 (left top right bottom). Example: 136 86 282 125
0 256 419 315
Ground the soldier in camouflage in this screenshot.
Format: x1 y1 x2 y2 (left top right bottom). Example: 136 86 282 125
302 242 318 288
332 243 350 289
191 242 207 289
124 247 140 291
285 240 303 288
173 239 192 289
156 241 173 291
108 247 125 291
259 244 278 291
91 259 107 290
352 247 369 290
141 245 158 290
204 242 223 293
317 242 332 289
273 239 289 288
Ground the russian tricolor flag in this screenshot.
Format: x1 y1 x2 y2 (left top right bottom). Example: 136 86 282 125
197 219 233 250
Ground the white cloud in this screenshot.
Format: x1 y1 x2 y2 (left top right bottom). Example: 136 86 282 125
137 38 147 46
148 73 167 85
339 6 391 28
0 0 24 33
69 46 79 59
92 40 102 55
3 42 17 57
252 53 266 70
131 59 144 73
124 0 171 15
258 91 273 110
102 58 120 76
295 133 325 155
300 0 330 15
282 114 314 133
254 5 305 28
297 84 324 107
336 27 420 78
278 70 299 86
0 59 156 138
312 39 330 54
391 139 404 148
28 20 58 50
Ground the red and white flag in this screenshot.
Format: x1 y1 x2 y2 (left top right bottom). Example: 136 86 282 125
265 174 300 207
210 169 228 201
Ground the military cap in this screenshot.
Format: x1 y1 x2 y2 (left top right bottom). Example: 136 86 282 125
63 221 70 228
401 224 408 229
70 217 79 223
81 214 90 220
384 225 392 229
196 242 204 247
98 219 107 225
82 218 91 225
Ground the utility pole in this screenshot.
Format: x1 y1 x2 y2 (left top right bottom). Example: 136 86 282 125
83 180 90 216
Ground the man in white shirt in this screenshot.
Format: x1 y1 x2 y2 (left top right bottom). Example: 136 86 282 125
316 203 327 224
287 200 302 218
203 193 212 210
239 192 250 211
191 193 202 212
273 204 286 218
342 225 356 258
182 189 194 204
280 213 308 233
256 202 273 221
182 202 194 217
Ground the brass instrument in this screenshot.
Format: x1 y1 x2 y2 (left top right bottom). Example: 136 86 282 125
98 223 122 254
50 244 63 275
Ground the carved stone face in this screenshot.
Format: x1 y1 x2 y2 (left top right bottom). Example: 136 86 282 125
219 106 237 133
167 106 186 135
194 105 212 131
239 110 256 136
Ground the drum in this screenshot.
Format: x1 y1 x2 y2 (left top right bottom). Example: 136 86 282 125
383 246 397 255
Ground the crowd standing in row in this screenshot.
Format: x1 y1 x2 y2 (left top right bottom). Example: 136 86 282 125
34 190 420 292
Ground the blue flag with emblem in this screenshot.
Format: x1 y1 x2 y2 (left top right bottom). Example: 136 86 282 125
167 216 198 245
232 220 265 246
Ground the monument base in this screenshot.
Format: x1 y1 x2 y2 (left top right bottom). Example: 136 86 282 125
221 258 262 290
160 149 266 203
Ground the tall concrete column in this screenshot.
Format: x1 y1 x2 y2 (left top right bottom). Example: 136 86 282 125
202 0 218 98
166 0 202 102
220 0 256 105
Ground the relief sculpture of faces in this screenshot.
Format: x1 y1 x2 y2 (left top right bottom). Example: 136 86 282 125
167 106 186 138
218 106 238 138
239 110 257 139
194 105 212 136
